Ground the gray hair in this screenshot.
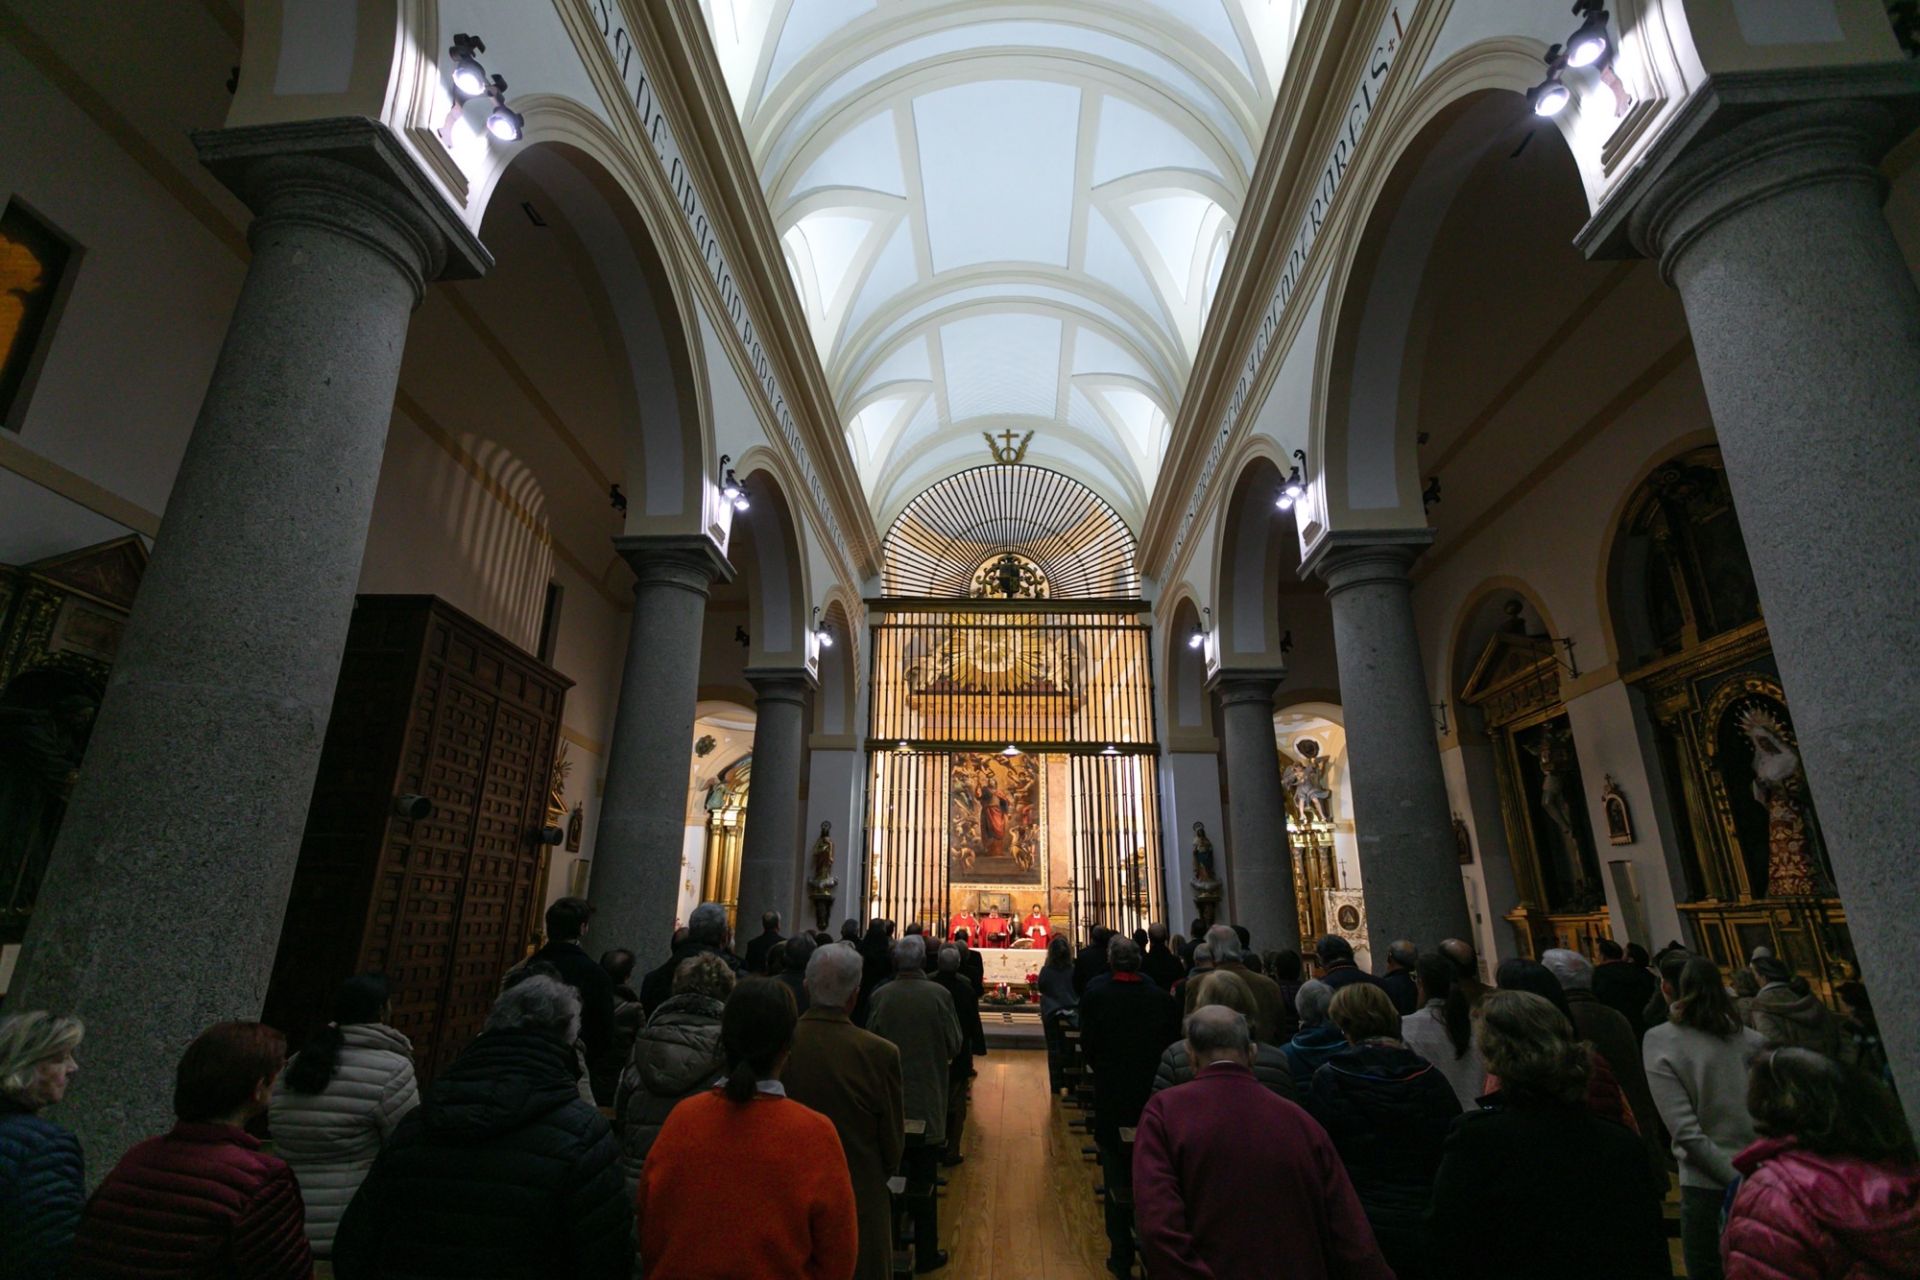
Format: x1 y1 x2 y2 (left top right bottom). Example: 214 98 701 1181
1148 921 1169 943
892 933 928 972
1191 943 1213 967
1541 948 1594 991
937 945 961 973
1387 939 1417 970
1108 935 1143 972
0 1012 84 1099
688 901 728 947
1204 924 1242 965
806 942 864 1007
487 973 581 1043
1184 1004 1252 1061
673 952 738 1001
1295 978 1333 1027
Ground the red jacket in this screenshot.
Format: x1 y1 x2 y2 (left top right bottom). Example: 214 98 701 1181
1723 1137 1920 1280
1132 1061 1394 1280
70 1122 313 1279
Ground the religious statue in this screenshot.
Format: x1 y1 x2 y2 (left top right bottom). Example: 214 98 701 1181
1282 738 1334 824
1529 725 1592 900
807 820 838 931
1740 707 1821 896
1189 821 1222 928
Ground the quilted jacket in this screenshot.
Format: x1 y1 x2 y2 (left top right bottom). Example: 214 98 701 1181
0 1098 85 1279
68 1122 312 1279
268 1022 419 1255
612 993 725 1179
1723 1136 1920 1280
1150 1039 1300 1104
330 1028 632 1280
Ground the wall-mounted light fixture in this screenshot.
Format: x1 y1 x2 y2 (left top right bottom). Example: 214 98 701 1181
1099 744 1120 757
718 456 750 511
1188 605 1211 651
445 33 523 143
609 483 627 514
1275 449 1308 511
811 605 834 649
1422 476 1442 509
1565 2 1613 70
1001 743 1022 757
449 34 489 100
1432 702 1451 735
1528 45 1572 117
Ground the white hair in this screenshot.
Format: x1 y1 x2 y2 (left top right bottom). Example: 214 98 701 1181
806 942 864 1007
1541 948 1595 991
0 1012 83 1099
1204 924 1242 964
487 974 581 1043
1295 979 1333 1027
1191 943 1213 966
892 933 928 971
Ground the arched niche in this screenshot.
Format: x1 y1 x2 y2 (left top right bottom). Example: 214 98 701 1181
812 596 860 742
1162 594 1215 750
731 463 812 668
1212 453 1299 669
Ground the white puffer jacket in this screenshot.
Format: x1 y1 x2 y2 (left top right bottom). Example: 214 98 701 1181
269 1022 419 1255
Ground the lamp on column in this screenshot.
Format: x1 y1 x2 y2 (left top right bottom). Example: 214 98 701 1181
811 606 834 649
718 456 750 511
1275 449 1308 511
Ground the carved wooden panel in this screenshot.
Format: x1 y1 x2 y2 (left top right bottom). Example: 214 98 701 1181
265 597 569 1083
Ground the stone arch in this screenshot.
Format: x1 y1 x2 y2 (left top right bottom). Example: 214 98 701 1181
1444 578 1562 706
812 594 861 741
729 457 813 669
1161 591 1216 749
1594 427 1722 668
1211 449 1299 670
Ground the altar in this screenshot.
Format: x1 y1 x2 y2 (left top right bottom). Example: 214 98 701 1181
979 943 1043 987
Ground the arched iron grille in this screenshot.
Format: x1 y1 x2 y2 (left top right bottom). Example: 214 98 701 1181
881 465 1140 599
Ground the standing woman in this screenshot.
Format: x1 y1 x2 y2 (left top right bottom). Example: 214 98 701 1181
0 1011 84 1279
1038 934 1077 1093
1642 956 1767 1280
269 973 418 1258
638 979 857 1279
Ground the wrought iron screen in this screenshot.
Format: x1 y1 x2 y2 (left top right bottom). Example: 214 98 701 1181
1068 753 1164 935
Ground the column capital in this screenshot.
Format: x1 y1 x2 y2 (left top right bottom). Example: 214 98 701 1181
1207 668 1284 708
1575 65 1920 262
614 533 735 594
195 118 491 301
746 666 819 707
1302 529 1433 597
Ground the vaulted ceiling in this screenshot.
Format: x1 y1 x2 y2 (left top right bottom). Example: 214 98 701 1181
701 0 1306 529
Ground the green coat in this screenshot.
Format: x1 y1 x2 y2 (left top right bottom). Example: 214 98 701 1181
867 972 963 1146
783 1007 907 1280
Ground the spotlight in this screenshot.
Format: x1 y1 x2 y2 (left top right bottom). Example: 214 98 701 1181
486 99 525 143
1529 46 1571 117
1002 744 1022 757
1100 744 1120 757
1565 3 1612 69
719 455 750 510
812 606 834 649
449 34 488 101
1276 448 1308 510
897 741 911 752
1188 605 1212 651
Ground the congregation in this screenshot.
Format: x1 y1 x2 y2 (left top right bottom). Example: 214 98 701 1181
2 898 1918 1279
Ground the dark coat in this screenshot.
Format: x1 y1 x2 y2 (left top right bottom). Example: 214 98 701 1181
932 970 987 1058
1282 1022 1349 1094
331 1029 632 1280
0 1099 84 1279
1425 1094 1671 1280
614 993 725 1178
1152 1040 1299 1105
773 967 811 1013
866 972 963 1148
1318 960 1385 996
1308 1043 1462 1276
1141 943 1184 992
782 1007 907 1280
1592 960 1657 1039
1565 988 1665 1181
590 982 645 1106
1072 943 1110 997
70 1122 312 1279
639 941 741 1019
743 928 783 976
1380 968 1420 1017
532 939 617 1063
1213 961 1291 1046
958 948 985 998
1077 974 1177 1147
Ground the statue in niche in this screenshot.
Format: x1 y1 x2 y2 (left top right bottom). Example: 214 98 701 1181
1740 707 1820 896
1189 822 1222 928
1282 739 1334 825
1528 724 1592 900
807 821 838 930
1190 821 1217 883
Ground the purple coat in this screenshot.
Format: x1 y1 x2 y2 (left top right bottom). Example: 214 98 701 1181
1132 1061 1394 1280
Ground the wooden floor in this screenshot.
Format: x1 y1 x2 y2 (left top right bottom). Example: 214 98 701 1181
938 1047 1114 1279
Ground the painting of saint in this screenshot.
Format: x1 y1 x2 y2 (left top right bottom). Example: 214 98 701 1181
949 752 1042 885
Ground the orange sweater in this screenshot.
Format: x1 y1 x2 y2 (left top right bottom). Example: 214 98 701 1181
638 1088 858 1280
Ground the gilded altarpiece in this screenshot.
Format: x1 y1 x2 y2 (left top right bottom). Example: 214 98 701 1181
1460 631 1609 959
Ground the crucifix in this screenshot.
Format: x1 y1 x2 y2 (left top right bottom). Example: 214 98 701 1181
984 428 1033 465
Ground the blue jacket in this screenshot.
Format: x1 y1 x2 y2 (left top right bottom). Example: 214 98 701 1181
0 1099 85 1279
1282 1022 1348 1093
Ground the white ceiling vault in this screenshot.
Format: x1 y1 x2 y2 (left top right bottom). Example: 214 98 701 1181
700 0 1307 530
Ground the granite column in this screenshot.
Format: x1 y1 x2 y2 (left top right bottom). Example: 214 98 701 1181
735 668 815 941
1211 671 1297 952
10 121 487 1171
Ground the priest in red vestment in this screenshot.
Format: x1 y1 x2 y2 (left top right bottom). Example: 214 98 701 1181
980 910 1009 946
1022 905 1051 949
949 909 981 944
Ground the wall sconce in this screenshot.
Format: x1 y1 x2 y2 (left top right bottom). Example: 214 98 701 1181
1432 703 1451 735
1099 744 1120 757
1564 2 1613 70
393 794 433 821
533 824 565 846
444 33 522 143
734 624 750 649
1001 743 1022 757
1422 476 1442 509
448 33 489 100
811 606 834 649
718 455 750 511
609 483 627 514
1528 45 1571 117
1188 606 1211 651
1275 449 1308 511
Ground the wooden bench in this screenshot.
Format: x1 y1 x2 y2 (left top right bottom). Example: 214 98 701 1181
891 1119 933 1276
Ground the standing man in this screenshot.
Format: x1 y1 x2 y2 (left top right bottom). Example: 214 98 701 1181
1201 926 1289 1046
532 897 616 1068
1077 936 1176 1279
931 945 987 1167
743 911 784 975
980 905 1009 948
1133 1007 1393 1280
948 902 981 948
867 935 962 1274
1141 922 1185 991
1022 904 1050 950
1378 940 1419 1017
952 932 986 998
785 944 906 1280
1313 934 1385 996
